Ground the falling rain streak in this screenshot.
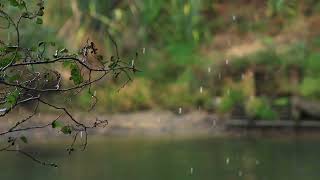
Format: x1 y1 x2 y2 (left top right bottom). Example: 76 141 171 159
212 119 216 127
208 67 211 73
241 74 245 80
232 15 237 21
226 157 230 165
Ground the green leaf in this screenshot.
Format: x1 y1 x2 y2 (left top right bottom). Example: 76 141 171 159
30 45 37 52
36 18 43 24
9 0 19 7
0 47 6 53
61 126 72 134
70 64 83 85
7 74 20 83
20 136 28 144
5 89 20 108
0 53 21 69
51 120 63 129
0 57 13 68
18 1 26 10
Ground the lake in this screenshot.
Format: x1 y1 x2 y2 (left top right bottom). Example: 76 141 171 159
0 136 319 180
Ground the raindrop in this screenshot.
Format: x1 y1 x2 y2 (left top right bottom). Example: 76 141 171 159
15 144 19 151
142 48 146 54
93 91 97 97
226 157 230 165
241 74 245 80
158 117 161 123
227 89 230 96
38 113 41 118
225 59 229 65
131 59 135 67
208 67 211 73
212 119 216 127
199 86 203 94
178 107 182 114
190 167 194 175
80 131 83 138
232 15 237 21
238 170 243 177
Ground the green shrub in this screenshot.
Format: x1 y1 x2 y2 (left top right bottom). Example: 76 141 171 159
304 53 320 76
102 78 154 112
299 77 320 99
274 97 289 107
156 83 194 110
267 0 298 17
245 97 278 120
216 89 244 114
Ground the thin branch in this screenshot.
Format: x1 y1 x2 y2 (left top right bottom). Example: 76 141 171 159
5 149 58 168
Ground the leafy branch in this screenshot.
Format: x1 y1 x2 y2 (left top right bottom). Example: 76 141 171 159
0 0 138 167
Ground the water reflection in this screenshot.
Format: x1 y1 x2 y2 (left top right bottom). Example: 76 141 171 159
0 137 319 180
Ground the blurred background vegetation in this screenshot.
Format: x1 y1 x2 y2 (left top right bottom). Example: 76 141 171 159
6 0 320 120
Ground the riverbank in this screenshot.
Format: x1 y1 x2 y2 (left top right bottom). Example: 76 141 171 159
1 109 320 140
0 110 222 138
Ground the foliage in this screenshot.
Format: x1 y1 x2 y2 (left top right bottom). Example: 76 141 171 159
267 0 298 17
298 52 320 99
245 97 278 120
0 0 135 167
103 78 153 112
216 88 244 114
299 77 320 99
2 0 320 120
274 97 289 107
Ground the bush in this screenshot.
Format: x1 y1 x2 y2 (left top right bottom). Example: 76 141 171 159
273 97 289 107
156 83 194 111
299 77 320 99
245 97 278 120
216 89 244 114
101 78 154 112
266 0 298 17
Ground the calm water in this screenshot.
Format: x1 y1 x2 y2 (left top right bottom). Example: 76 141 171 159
0 136 319 180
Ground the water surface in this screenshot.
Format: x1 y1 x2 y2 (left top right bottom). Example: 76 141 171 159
0 136 319 180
